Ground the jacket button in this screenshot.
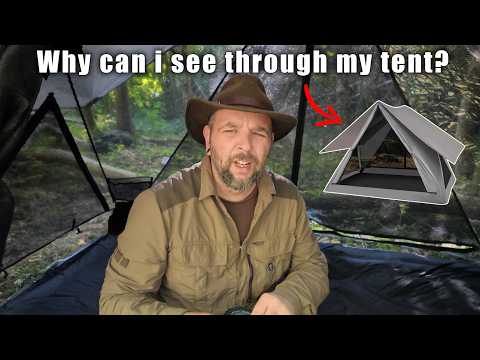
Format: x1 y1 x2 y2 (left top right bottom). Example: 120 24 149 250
267 262 274 272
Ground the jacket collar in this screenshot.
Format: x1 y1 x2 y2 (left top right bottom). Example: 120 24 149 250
198 155 276 202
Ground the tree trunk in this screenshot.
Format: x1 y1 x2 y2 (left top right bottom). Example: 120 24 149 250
336 75 354 123
164 76 181 121
83 103 97 133
455 114 477 178
115 83 134 134
455 61 480 178
183 75 194 111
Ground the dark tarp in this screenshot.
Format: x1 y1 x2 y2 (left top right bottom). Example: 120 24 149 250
318 244 480 314
0 234 116 315
1 234 479 315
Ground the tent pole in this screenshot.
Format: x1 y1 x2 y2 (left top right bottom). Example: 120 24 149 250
67 74 114 199
49 94 110 212
290 44 314 185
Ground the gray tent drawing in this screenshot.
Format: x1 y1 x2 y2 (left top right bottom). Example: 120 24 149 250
320 101 465 205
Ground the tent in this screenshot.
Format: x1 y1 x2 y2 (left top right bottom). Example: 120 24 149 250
1 44 480 314
320 101 465 205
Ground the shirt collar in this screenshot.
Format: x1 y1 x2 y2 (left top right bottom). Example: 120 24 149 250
198 155 276 202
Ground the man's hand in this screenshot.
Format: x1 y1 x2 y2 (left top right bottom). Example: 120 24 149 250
251 292 295 315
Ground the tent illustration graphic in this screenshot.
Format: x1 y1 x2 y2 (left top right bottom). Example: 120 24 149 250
320 101 465 205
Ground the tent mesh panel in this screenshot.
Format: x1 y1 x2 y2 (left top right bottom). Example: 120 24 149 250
388 45 480 242
339 111 425 192
0 107 106 270
155 45 306 183
151 44 479 250
62 45 244 182
363 129 416 169
358 110 417 169
299 45 478 249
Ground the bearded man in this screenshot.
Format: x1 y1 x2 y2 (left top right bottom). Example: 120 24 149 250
100 74 330 315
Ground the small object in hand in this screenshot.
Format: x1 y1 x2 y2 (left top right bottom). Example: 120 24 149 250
224 306 251 315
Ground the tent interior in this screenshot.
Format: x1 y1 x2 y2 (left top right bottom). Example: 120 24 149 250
1 44 480 314
340 110 427 192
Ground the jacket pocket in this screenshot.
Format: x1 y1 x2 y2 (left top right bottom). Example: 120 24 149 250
167 241 228 305
172 242 227 267
247 233 295 297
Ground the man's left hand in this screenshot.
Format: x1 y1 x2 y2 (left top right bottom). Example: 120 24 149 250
251 292 295 315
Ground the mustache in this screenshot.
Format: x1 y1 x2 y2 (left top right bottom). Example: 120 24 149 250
229 152 257 163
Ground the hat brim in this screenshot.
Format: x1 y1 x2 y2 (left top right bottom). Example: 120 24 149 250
186 98 298 145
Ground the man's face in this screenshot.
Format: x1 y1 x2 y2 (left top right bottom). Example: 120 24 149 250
203 109 274 193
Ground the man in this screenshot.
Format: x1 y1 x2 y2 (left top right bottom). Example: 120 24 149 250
99 74 329 315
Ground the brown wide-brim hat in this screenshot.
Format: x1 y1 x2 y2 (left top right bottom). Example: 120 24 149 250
186 74 297 145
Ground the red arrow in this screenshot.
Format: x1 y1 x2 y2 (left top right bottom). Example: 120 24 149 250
304 83 342 127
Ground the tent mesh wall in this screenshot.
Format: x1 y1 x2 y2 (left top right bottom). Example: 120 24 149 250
386 45 480 242
55 91 112 206
3 44 480 312
298 45 478 250
155 44 479 251
156 44 305 183
0 104 107 270
4 44 477 262
60 45 244 185
355 114 417 170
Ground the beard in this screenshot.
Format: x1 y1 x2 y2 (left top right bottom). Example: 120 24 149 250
210 146 263 193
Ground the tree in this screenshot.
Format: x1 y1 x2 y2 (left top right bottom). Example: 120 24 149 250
455 58 480 179
115 83 134 134
82 103 97 133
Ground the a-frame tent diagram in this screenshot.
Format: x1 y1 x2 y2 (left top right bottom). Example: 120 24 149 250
320 101 465 205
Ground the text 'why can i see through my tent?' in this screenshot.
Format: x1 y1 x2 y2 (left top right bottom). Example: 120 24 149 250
36 50 450 76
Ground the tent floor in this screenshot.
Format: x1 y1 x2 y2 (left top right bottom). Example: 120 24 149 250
1 234 480 314
340 173 426 192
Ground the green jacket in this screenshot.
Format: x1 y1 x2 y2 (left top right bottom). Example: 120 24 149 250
99 156 329 315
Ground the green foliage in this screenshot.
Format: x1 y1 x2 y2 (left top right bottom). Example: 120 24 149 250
390 45 480 199
127 63 166 125
65 121 87 141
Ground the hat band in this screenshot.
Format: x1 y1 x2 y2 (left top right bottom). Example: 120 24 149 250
217 95 274 111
